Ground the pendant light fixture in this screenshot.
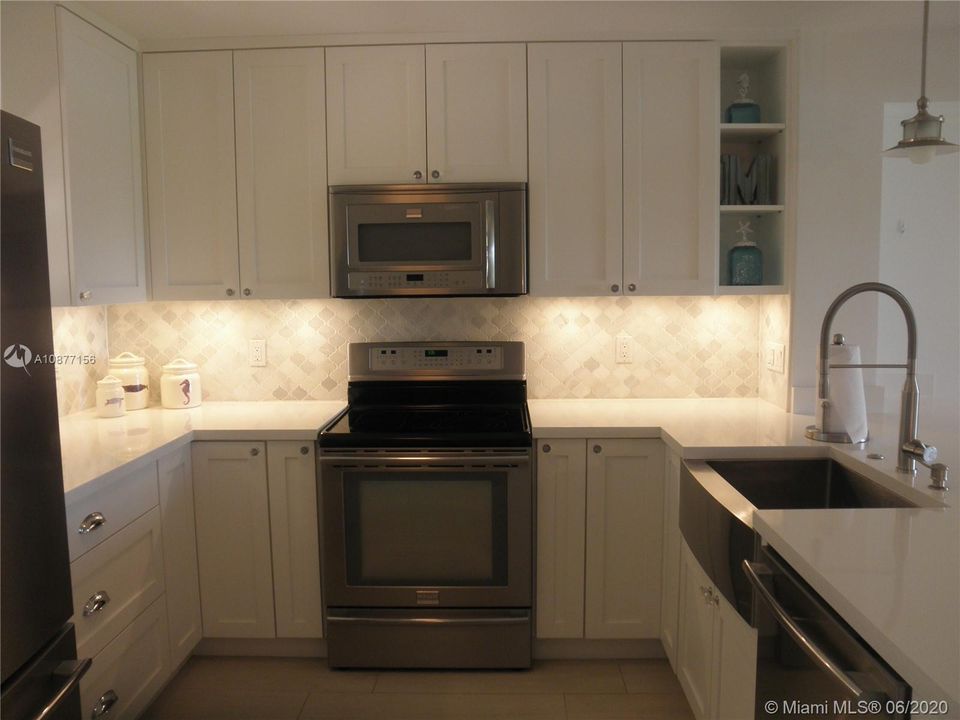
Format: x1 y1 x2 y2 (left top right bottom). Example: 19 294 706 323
884 0 958 164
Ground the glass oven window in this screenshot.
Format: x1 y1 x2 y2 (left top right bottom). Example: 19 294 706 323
343 471 508 586
356 222 473 263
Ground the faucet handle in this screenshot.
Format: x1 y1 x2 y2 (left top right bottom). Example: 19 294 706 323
902 439 938 465
929 464 949 491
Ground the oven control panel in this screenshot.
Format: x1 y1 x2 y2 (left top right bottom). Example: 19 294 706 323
370 345 503 371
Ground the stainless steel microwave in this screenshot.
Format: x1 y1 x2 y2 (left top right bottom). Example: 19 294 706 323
329 183 527 298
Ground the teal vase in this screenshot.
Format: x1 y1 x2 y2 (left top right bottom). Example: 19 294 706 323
729 241 763 285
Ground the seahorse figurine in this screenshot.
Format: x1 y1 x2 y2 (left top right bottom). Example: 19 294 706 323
180 378 191 405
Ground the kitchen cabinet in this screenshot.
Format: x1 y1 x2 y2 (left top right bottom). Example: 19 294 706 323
535 438 664 640
528 43 623 296
145 48 330 301
192 440 324 640
677 540 756 720
660 448 682 669
191 441 275 638
623 42 717 294
266 441 324 638
157 445 201 667
234 48 329 299
326 43 526 185
535 439 587 639
143 51 239 300
56 7 146 305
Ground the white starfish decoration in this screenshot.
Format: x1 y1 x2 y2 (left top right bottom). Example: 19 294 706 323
736 219 754 243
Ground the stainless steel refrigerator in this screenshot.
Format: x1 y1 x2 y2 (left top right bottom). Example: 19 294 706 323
1 111 90 720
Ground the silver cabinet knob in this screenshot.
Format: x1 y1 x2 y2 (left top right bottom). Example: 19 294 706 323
610 284 619 293
593 444 602 454
78 512 106 535
83 591 111 617
542 444 551 454
79 290 92 301
92 689 119 719
413 170 423 180
226 288 235 296
431 170 440 179
300 446 309 455
250 447 260 456
628 283 637 292
243 288 251 296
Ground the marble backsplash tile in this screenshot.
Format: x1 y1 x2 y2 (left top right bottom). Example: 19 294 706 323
105 296 762 402
759 294 791 409
50 305 109 416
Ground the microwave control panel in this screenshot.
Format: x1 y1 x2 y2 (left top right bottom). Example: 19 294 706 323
370 346 503 371
348 270 484 291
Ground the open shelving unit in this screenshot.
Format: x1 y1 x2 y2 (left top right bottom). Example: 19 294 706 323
717 45 793 293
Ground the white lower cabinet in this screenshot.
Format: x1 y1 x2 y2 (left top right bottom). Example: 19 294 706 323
535 438 664 640
660 449 683 669
192 440 324 640
80 596 171 720
158 445 202 667
677 540 757 720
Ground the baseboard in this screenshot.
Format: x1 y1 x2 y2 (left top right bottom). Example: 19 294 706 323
194 638 327 657
533 639 665 660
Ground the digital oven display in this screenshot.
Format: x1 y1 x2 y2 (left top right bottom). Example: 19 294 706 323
424 350 449 358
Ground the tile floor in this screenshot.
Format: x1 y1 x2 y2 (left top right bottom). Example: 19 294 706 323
143 657 694 720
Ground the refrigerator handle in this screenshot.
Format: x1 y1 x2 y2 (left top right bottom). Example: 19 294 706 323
30 658 92 720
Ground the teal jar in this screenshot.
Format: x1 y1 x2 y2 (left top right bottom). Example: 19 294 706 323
729 240 763 285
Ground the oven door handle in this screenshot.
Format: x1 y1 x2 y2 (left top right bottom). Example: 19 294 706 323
742 560 866 700
319 454 530 467
327 615 529 627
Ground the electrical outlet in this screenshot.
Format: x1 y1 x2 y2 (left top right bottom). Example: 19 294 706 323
249 339 267 367
764 341 785 374
615 334 633 364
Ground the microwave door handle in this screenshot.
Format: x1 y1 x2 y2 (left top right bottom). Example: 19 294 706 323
485 200 496 289
742 560 866 700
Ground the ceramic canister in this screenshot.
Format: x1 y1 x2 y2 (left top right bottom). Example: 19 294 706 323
161 358 202 409
96 375 126 418
108 351 149 410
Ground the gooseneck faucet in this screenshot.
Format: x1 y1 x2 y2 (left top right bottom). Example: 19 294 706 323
806 282 947 488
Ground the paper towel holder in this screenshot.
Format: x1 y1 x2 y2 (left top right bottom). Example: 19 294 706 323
806 333 870 444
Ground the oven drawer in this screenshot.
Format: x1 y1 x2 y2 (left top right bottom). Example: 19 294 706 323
326 609 531 669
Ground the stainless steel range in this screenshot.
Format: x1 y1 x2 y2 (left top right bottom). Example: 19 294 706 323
317 341 532 669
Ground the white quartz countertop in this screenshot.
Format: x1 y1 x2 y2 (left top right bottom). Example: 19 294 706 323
60 396 958 702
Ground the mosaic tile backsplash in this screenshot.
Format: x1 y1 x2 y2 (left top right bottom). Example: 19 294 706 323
50 305 109 416
95 296 764 404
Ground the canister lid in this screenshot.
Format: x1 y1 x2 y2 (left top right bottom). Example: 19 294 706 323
97 375 123 387
162 358 198 373
109 351 145 366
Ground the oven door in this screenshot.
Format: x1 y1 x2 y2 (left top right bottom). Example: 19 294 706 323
320 449 531 608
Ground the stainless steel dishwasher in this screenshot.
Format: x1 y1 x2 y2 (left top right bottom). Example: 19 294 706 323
743 546 910 719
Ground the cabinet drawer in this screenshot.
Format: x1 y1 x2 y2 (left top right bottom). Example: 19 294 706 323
71 507 165 659
66 462 159 562
79 596 171 720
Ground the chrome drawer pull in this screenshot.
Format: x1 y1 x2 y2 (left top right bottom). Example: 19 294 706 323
83 591 111 617
78 512 106 535
91 689 118 718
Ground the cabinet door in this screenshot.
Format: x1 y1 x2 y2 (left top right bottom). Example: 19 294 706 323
158 445 201 667
235 48 330 299
267 441 323 639
660 449 683 669
535 439 587 639
325 45 426 185
425 43 527 183
711 593 757 720
677 541 714 720
143 51 240 300
56 7 146 305
584 439 664 639
623 42 718 294
191 442 274 638
528 42 623 296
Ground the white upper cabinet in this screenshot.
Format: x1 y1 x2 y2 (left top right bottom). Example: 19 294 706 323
623 42 718 294
425 43 527 183
325 45 427 185
56 8 146 305
234 48 329 299
528 43 623 296
143 51 240 300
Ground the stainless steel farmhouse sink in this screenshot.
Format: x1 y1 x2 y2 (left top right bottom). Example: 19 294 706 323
705 458 920 509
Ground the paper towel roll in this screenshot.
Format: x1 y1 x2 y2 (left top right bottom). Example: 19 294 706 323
818 343 869 442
